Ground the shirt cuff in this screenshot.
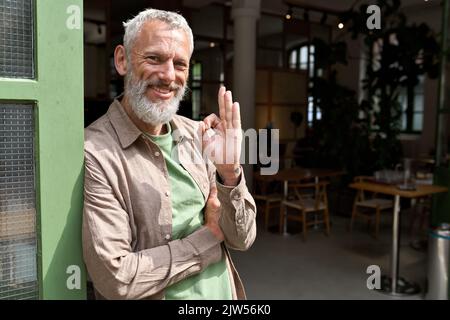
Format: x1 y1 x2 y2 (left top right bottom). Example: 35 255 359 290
180 226 223 268
216 169 247 202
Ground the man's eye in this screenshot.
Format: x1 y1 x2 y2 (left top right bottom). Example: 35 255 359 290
146 56 159 62
175 63 187 69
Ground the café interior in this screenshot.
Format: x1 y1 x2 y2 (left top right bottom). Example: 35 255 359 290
80 0 450 299
1 0 449 300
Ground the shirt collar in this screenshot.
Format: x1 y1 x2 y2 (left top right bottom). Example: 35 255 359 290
170 114 195 143
107 96 194 149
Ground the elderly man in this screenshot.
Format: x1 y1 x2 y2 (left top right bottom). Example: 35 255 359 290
82 8 256 300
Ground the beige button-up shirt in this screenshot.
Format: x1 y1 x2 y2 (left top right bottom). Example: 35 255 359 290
82 98 257 300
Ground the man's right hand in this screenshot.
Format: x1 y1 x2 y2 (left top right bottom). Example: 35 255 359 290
204 185 224 242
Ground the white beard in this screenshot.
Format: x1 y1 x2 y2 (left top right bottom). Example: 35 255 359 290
125 70 186 126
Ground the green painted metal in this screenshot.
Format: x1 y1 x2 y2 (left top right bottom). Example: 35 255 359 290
0 0 86 299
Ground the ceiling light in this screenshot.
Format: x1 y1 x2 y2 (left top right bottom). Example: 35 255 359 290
286 6 293 20
338 23 344 29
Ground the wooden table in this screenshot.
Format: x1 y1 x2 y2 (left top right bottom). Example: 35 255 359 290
256 168 345 235
350 181 448 296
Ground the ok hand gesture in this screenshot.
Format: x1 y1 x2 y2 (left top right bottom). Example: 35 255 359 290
201 86 243 186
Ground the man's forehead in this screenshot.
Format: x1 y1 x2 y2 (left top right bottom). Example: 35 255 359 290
138 20 189 46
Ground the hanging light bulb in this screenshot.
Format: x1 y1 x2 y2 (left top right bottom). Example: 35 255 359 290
285 5 293 20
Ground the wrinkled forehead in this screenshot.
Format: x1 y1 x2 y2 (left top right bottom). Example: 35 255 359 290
134 20 191 53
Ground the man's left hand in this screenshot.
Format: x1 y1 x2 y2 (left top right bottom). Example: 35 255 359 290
201 86 242 186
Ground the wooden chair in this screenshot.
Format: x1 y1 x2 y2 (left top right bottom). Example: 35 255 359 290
253 173 283 230
349 176 393 239
279 179 331 241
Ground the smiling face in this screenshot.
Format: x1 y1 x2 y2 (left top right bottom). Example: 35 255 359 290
121 20 191 125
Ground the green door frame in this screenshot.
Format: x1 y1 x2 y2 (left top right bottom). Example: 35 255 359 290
0 0 86 299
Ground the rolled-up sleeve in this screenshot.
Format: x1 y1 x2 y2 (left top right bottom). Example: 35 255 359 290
83 153 223 300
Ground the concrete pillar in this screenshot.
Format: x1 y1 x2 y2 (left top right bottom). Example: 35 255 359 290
232 0 260 189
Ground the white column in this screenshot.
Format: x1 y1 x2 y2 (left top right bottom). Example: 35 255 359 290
232 0 260 189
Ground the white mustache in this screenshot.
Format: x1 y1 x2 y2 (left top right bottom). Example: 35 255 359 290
136 79 182 96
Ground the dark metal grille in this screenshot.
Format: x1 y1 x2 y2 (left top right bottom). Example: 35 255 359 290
0 0 34 79
0 103 37 300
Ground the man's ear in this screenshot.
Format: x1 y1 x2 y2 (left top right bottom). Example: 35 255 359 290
114 45 128 76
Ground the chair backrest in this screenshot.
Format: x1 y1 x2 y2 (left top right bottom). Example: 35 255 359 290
253 172 282 196
353 175 378 201
289 178 329 210
354 176 373 183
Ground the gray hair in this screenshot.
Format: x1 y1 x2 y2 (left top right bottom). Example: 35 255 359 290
123 8 194 58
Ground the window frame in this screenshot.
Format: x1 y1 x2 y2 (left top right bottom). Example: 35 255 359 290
288 43 320 127
367 38 425 135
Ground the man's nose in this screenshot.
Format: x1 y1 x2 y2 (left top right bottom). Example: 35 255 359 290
158 61 176 83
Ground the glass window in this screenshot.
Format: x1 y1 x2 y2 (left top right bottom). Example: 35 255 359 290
0 0 35 79
192 63 202 81
0 103 37 300
414 94 424 112
289 44 318 127
398 76 425 133
369 37 425 133
190 62 202 120
300 46 308 70
289 51 297 69
413 113 423 132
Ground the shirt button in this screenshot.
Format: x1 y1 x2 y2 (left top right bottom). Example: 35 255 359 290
165 191 170 197
237 219 243 224
154 151 160 157
165 234 171 240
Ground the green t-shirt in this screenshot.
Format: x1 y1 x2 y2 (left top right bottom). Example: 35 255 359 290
145 123 232 300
